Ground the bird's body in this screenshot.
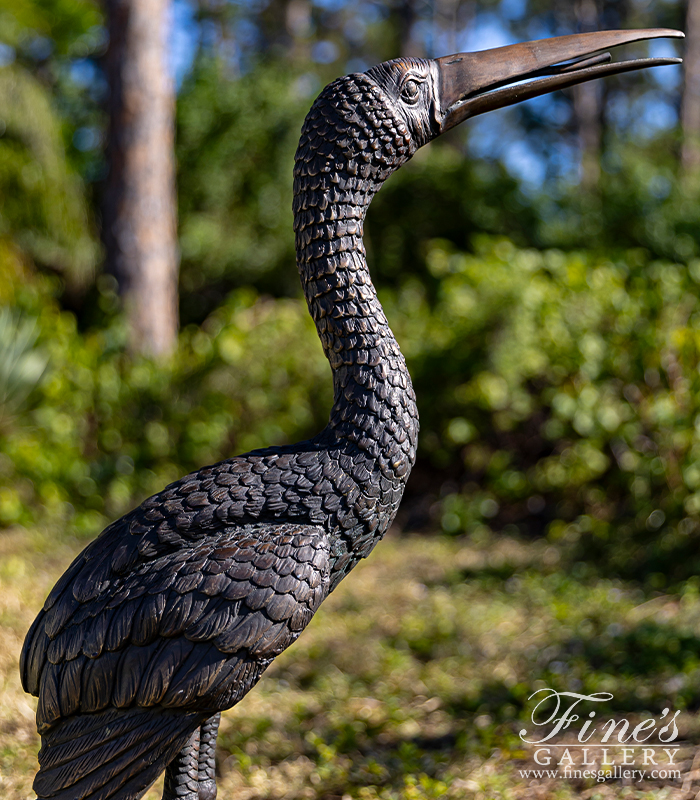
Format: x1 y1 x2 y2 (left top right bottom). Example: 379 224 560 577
21 28 682 800
21 68 419 800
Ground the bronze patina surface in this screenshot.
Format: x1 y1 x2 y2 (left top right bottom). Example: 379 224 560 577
21 27 682 800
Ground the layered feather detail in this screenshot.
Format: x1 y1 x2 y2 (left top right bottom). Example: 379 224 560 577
21 66 425 800
35 706 206 800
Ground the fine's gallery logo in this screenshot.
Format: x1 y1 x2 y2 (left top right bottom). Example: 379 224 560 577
521 689 680 745
516 689 682 783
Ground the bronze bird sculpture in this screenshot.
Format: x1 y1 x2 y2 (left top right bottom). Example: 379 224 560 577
21 28 682 800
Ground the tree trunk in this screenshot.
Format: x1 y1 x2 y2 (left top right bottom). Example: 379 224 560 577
573 0 602 191
285 0 312 64
104 0 179 358
397 0 423 58
682 0 700 176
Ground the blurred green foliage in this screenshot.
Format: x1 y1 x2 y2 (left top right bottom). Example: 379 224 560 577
0 307 48 416
176 60 307 320
6 230 700 591
384 237 700 585
0 65 97 280
0 0 101 58
0 259 331 533
0 0 103 280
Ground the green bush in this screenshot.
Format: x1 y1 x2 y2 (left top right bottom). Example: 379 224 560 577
176 60 308 321
0 65 98 282
0 307 48 414
382 237 700 584
4 234 700 586
1 262 330 534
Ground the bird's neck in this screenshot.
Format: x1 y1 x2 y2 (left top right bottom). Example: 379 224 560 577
293 73 419 476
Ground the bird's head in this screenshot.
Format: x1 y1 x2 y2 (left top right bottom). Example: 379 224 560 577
293 28 683 237
365 28 683 149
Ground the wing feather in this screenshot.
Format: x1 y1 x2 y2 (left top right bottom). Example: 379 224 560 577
158 592 194 637
44 593 80 639
112 641 161 709
137 638 195 706
184 600 235 641
37 662 62 733
214 612 273 653
129 594 166 646
35 706 205 800
82 650 122 714
24 521 331 739
81 609 112 659
21 611 49 694
104 598 141 652
161 644 229 707
57 657 83 718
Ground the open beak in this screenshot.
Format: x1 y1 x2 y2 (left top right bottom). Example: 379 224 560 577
436 28 684 132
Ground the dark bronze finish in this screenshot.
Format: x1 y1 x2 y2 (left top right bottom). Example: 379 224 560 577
20 28 682 800
436 29 683 131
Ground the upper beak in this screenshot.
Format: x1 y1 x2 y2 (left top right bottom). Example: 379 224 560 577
436 28 684 132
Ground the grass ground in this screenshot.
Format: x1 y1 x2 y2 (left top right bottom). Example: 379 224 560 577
2 526 700 799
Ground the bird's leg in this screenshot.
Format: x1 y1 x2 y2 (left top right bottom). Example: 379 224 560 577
197 713 221 800
163 727 201 800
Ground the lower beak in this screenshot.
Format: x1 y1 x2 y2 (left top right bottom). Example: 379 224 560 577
436 28 684 132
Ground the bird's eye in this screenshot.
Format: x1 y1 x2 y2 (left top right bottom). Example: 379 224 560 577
401 79 420 103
